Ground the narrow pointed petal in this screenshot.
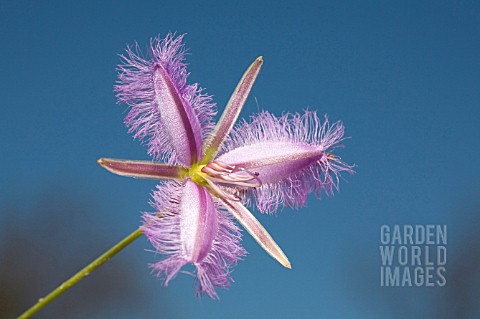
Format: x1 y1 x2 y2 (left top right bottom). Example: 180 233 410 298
116 34 215 166
218 196 291 269
142 181 246 299
202 56 263 164
97 158 184 180
218 111 354 213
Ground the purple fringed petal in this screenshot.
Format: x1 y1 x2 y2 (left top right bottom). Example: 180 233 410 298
115 33 215 166
141 180 246 299
179 179 217 263
218 111 354 213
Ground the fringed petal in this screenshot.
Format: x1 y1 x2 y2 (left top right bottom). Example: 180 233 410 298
116 33 215 166
141 180 246 299
218 111 354 213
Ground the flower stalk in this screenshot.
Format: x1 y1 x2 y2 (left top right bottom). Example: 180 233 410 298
17 229 143 319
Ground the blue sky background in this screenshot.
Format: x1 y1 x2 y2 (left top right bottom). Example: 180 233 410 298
1 1 479 318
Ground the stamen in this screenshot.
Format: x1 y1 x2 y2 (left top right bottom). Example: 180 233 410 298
204 177 242 202
208 161 235 173
201 165 223 177
210 178 260 188
201 161 262 188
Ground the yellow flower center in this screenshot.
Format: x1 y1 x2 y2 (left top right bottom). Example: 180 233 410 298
186 163 209 187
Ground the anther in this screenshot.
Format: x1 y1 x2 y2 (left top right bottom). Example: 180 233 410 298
202 160 262 188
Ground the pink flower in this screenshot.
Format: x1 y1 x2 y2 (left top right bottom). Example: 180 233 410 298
98 33 353 299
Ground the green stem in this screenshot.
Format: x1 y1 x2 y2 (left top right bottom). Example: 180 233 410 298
17 228 144 319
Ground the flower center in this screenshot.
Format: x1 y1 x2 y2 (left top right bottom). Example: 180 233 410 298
187 163 209 186
187 160 262 202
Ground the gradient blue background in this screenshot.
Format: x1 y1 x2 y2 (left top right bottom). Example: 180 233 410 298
1 1 479 318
